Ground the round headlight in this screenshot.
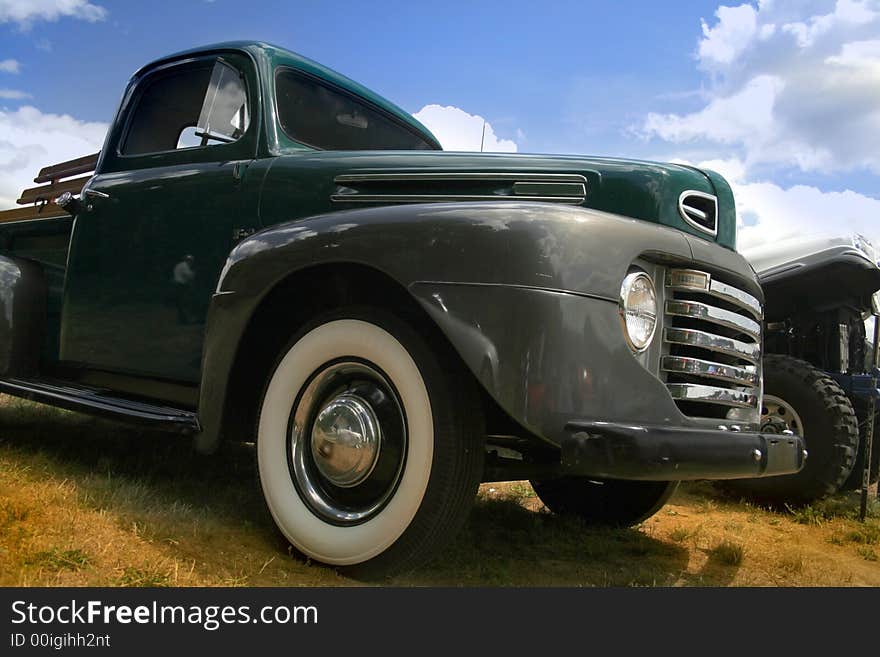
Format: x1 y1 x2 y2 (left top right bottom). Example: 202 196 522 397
619 271 657 352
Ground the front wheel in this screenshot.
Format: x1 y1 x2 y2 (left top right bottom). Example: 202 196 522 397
256 308 484 577
530 478 678 526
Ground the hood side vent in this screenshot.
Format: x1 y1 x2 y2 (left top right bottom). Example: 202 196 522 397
678 191 717 237
332 172 588 204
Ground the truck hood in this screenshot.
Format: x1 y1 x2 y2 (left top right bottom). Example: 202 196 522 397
265 150 737 250
744 234 880 278
743 234 880 319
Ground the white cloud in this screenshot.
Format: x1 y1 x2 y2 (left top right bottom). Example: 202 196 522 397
412 104 518 152
644 75 782 145
0 88 30 99
0 106 107 209
645 3 880 259
639 1 880 176
0 59 20 73
735 181 880 249
826 37 880 67
698 3 759 67
672 156 747 184
0 0 107 27
782 0 876 48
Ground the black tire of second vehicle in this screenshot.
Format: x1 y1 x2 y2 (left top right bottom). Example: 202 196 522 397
725 355 859 505
529 478 679 526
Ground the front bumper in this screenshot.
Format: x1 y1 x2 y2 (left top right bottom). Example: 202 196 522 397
561 421 806 481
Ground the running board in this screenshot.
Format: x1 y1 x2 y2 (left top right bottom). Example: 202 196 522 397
0 377 200 434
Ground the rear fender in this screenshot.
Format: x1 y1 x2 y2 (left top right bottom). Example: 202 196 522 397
0 256 47 377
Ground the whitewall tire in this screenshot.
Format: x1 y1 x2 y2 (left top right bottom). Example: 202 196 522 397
256 309 483 576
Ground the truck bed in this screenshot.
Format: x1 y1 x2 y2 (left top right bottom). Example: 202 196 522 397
0 152 97 224
0 153 98 365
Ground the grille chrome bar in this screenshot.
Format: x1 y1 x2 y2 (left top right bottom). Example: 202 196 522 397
663 268 762 420
666 383 759 409
665 299 761 340
666 269 762 319
662 355 758 387
709 279 763 320
664 327 761 364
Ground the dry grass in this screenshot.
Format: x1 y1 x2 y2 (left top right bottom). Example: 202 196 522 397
1 396 879 586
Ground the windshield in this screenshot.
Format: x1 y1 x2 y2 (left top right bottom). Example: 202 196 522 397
275 69 437 151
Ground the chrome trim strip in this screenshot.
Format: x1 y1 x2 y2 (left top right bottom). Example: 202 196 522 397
666 268 762 319
334 172 589 184
512 181 586 197
666 383 758 409
665 299 761 340
664 327 761 364
333 172 589 204
683 206 708 221
331 193 585 204
661 355 758 386
678 190 718 237
709 279 763 319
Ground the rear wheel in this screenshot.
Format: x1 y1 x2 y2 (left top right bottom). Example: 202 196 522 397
256 307 484 577
724 355 859 505
530 477 678 526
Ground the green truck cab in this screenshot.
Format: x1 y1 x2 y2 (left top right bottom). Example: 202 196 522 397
0 42 805 575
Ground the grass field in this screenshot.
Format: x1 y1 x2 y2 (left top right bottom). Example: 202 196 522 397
1 395 878 586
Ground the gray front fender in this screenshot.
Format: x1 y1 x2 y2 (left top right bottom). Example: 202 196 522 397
409 282 686 446
196 201 756 452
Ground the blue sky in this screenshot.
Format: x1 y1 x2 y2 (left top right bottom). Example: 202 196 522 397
1 0 879 249
1 0 716 148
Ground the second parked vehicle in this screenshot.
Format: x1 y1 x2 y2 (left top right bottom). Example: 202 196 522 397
727 235 880 504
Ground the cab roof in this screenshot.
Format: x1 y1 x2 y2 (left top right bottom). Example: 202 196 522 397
135 40 442 150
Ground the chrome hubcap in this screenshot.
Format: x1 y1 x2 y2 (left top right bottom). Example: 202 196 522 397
761 394 804 436
311 393 381 488
289 360 407 525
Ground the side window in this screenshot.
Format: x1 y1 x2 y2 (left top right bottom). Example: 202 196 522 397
122 59 250 156
275 69 436 151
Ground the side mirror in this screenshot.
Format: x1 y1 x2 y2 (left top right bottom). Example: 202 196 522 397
55 191 82 216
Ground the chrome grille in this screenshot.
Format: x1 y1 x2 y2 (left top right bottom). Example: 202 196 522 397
662 269 762 420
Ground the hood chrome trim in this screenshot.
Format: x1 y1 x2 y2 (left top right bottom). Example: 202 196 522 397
332 171 588 204
678 190 718 237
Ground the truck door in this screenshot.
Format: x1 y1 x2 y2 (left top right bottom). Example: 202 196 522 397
60 53 260 384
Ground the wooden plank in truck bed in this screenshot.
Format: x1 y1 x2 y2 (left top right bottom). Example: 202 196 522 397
0 203 67 224
16 175 90 205
34 152 99 183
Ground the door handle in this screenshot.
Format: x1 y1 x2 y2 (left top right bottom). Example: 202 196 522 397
80 187 111 212
83 188 110 199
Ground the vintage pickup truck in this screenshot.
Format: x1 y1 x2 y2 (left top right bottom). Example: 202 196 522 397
0 41 805 576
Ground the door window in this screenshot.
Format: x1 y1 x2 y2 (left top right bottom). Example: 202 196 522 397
122 59 250 156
